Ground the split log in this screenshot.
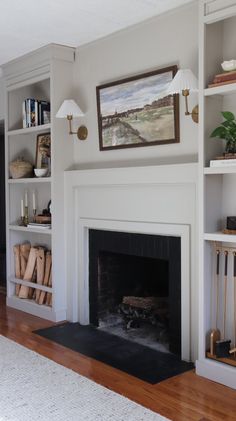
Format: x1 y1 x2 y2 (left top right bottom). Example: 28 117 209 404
20 243 31 278
19 243 31 296
46 270 52 306
13 245 21 296
35 247 45 302
18 247 38 299
38 252 52 305
28 265 37 299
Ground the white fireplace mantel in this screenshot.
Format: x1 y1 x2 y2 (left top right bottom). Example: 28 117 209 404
64 163 198 361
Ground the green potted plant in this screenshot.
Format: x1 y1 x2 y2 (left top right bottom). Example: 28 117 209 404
210 111 236 154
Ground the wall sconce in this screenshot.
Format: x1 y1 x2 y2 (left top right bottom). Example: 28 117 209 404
165 69 199 123
56 99 88 140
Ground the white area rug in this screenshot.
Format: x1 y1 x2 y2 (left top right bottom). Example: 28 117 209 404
0 336 169 421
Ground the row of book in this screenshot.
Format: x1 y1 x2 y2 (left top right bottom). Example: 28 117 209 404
22 98 50 128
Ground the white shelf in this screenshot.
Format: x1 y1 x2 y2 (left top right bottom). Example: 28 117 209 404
9 224 52 235
204 166 236 175
204 232 236 243
204 83 236 97
196 358 236 390
7 123 51 136
8 177 51 184
9 276 52 293
6 296 54 321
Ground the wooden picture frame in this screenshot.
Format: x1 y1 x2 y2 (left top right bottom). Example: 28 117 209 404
96 65 179 151
35 133 51 169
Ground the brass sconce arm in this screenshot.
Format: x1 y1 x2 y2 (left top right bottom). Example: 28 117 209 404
181 89 198 123
66 115 88 141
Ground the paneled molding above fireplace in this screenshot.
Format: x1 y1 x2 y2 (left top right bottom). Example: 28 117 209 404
64 163 198 361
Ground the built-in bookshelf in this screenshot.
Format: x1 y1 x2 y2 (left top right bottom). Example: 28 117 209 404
197 0 236 389
3 44 75 321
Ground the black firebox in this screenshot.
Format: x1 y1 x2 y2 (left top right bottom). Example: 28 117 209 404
89 229 181 356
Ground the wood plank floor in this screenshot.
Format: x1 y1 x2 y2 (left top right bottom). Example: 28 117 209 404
1 294 236 421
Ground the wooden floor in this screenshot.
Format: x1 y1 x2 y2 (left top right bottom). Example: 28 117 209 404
1 295 236 421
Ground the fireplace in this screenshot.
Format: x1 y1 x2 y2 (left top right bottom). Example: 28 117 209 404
89 229 181 356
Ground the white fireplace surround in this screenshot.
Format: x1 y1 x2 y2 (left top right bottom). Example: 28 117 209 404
64 163 198 362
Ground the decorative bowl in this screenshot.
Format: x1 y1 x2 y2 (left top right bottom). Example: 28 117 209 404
221 60 236 72
34 168 48 177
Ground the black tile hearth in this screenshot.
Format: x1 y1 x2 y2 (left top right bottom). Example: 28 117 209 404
35 323 194 384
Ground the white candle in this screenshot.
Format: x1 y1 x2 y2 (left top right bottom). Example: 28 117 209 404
32 191 36 210
24 190 28 207
20 199 24 217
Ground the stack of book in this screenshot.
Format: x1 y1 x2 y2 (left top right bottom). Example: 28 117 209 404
208 70 236 88
22 98 50 128
210 154 236 167
27 222 51 230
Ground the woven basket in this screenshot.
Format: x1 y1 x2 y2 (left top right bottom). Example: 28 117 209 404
9 158 33 179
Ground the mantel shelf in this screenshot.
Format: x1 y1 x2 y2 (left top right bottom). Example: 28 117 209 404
7 123 51 136
204 232 236 243
204 83 236 97
8 177 51 184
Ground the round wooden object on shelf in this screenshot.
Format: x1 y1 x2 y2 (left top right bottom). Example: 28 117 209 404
35 215 51 224
9 158 33 179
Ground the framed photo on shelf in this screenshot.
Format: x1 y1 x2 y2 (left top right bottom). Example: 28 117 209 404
96 65 179 151
35 133 51 170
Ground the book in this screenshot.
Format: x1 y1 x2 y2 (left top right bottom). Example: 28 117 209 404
27 222 51 229
22 101 27 128
25 98 36 127
35 100 38 126
40 100 50 125
22 98 50 127
208 79 236 88
210 159 236 167
213 70 236 83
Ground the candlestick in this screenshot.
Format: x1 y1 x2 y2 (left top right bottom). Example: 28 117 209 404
24 205 29 226
24 190 28 207
33 208 37 223
20 199 24 217
19 216 25 226
32 190 36 210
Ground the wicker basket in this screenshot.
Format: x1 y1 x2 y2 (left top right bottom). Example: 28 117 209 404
9 158 33 179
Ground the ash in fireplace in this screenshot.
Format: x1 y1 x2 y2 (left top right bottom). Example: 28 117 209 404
98 312 170 353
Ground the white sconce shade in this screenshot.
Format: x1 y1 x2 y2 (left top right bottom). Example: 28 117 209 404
56 99 88 140
165 69 198 95
56 99 84 118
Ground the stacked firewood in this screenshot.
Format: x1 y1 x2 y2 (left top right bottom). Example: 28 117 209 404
13 242 52 306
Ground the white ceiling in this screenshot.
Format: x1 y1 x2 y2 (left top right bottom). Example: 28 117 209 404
0 0 193 66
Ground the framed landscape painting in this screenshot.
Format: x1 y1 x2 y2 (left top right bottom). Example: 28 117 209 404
96 65 179 151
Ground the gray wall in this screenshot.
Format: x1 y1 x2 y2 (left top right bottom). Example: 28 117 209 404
72 1 198 168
